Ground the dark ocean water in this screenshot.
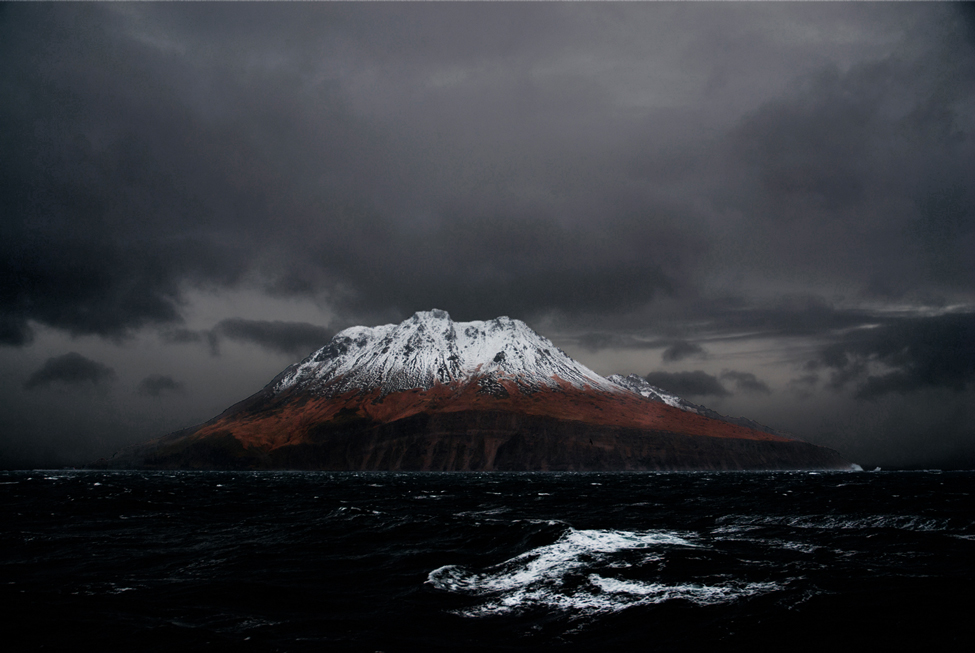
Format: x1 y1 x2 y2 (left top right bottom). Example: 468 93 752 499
2 470 973 652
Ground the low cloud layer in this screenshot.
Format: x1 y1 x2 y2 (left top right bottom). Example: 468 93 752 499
644 371 730 398
137 374 185 397
720 370 772 395
812 312 975 400
23 353 116 391
213 319 335 357
662 341 706 363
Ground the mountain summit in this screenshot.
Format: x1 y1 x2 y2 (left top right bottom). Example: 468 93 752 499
273 309 619 398
103 310 849 470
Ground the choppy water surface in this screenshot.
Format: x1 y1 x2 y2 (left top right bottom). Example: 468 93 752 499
2 470 973 651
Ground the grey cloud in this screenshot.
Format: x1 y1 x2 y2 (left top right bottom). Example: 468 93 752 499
1 4 249 346
910 186 975 286
4 3 972 345
662 341 705 362
0 315 34 347
793 373 819 386
669 295 881 341
788 373 820 395
0 3 699 344
559 296 891 355
720 370 771 394
719 10 975 300
574 332 671 354
23 353 116 390
644 371 730 398
207 330 221 357
137 374 185 397
161 328 220 356
812 312 975 399
214 319 334 357
161 329 205 345
576 333 629 354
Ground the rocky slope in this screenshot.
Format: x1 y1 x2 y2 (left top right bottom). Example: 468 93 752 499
100 310 850 471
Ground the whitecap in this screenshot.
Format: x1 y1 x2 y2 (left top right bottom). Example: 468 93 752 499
427 528 776 620
716 513 953 533
588 575 777 605
430 529 692 594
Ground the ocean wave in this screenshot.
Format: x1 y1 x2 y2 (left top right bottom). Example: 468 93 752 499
427 527 777 618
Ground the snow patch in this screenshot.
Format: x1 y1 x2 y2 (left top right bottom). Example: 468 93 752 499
606 374 686 408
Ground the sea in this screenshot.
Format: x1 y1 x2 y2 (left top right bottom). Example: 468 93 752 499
2 469 973 652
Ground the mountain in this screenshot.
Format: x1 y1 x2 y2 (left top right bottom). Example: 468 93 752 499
606 374 793 438
100 310 850 471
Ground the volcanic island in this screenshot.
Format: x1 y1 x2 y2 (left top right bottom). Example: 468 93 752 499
99 310 850 471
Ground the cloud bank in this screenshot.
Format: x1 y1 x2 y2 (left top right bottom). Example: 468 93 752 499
24 353 116 391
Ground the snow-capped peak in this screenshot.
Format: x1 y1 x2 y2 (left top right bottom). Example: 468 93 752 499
274 309 621 396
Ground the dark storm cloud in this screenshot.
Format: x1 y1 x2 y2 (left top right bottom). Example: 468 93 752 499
812 312 975 400
0 315 33 347
137 374 185 397
662 341 705 363
719 10 975 300
644 371 729 398
213 319 334 357
720 370 771 395
0 5 250 346
3 2 973 344
0 2 708 344
23 353 116 390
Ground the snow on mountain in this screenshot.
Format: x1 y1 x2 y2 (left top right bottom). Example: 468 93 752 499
274 309 621 397
605 373 686 408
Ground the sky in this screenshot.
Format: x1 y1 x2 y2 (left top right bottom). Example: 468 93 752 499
2 2 974 470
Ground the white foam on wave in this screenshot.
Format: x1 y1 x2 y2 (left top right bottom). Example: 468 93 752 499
717 513 956 532
427 528 778 619
589 575 777 605
453 507 512 518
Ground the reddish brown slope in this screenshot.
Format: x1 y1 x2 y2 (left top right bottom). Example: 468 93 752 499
100 376 850 471
191 376 791 449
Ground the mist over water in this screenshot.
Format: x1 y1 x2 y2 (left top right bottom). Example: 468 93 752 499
2 470 973 651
